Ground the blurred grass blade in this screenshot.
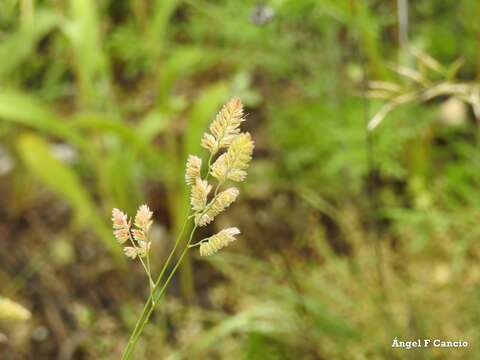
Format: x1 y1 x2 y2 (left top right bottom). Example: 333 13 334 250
446 58 465 80
349 0 387 79
410 47 445 74
70 113 171 180
184 311 253 354
156 47 212 100
63 0 109 106
16 134 123 264
149 0 180 53
138 110 170 142
0 10 59 80
0 89 89 151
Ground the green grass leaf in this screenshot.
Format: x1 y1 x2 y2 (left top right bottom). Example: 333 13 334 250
0 89 89 151
16 134 124 264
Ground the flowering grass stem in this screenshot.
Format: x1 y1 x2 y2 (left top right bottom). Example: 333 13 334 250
121 221 196 359
115 98 253 359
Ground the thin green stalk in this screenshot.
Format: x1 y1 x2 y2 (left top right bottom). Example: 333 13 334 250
188 239 208 248
153 214 190 288
214 182 222 197
138 256 153 287
128 231 153 291
130 226 197 347
127 231 154 290
145 254 154 290
205 152 214 177
121 224 198 360
143 262 155 292
156 213 190 287
120 215 190 358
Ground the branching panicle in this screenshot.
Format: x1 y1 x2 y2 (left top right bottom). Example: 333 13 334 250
190 178 212 212
195 187 239 226
115 97 254 359
201 97 245 154
111 205 154 282
199 227 240 256
185 155 202 185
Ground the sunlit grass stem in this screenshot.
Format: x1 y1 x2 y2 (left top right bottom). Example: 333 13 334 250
121 222 197 359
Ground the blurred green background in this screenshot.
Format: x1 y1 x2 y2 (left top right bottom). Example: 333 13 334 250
1 0 480 359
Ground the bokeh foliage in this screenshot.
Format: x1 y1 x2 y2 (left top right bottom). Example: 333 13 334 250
0 0 479 359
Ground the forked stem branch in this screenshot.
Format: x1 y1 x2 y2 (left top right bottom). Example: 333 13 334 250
121 219 195 360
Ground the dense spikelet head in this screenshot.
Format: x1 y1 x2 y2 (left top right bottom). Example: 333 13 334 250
114 228 130 244
137 241 150 257
124 246 138 259
200 133 218 154
112 205 154 261
199 241 215 257
199 227 240 256
134 205 153 233
112 208 131 243
132 228 146 241
0 297 31 322
210 153 228 182
211 132 254 182
190 178 212 212
195 187 239 226
112 208 129 230
201 97 245 154
185 155 202 185
210 97 244 145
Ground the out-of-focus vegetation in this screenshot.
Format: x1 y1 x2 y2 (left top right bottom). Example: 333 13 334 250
1 0 479 359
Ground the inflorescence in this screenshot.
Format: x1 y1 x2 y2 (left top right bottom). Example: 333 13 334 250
111 97 254 290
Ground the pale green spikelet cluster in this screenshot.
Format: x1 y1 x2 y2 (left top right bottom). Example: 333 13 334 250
201 97 245 154
112 205 152 259
0 297 31 322
195 187 239 226
211 133 254 182
185 155 202 185
186 97 254 256
190 178 212 212
199 227 240 256
112 205 155 289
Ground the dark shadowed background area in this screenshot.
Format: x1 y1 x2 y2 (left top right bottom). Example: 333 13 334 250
1 0 480 359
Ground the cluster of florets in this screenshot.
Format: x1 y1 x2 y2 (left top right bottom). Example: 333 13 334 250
186 97 254 255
